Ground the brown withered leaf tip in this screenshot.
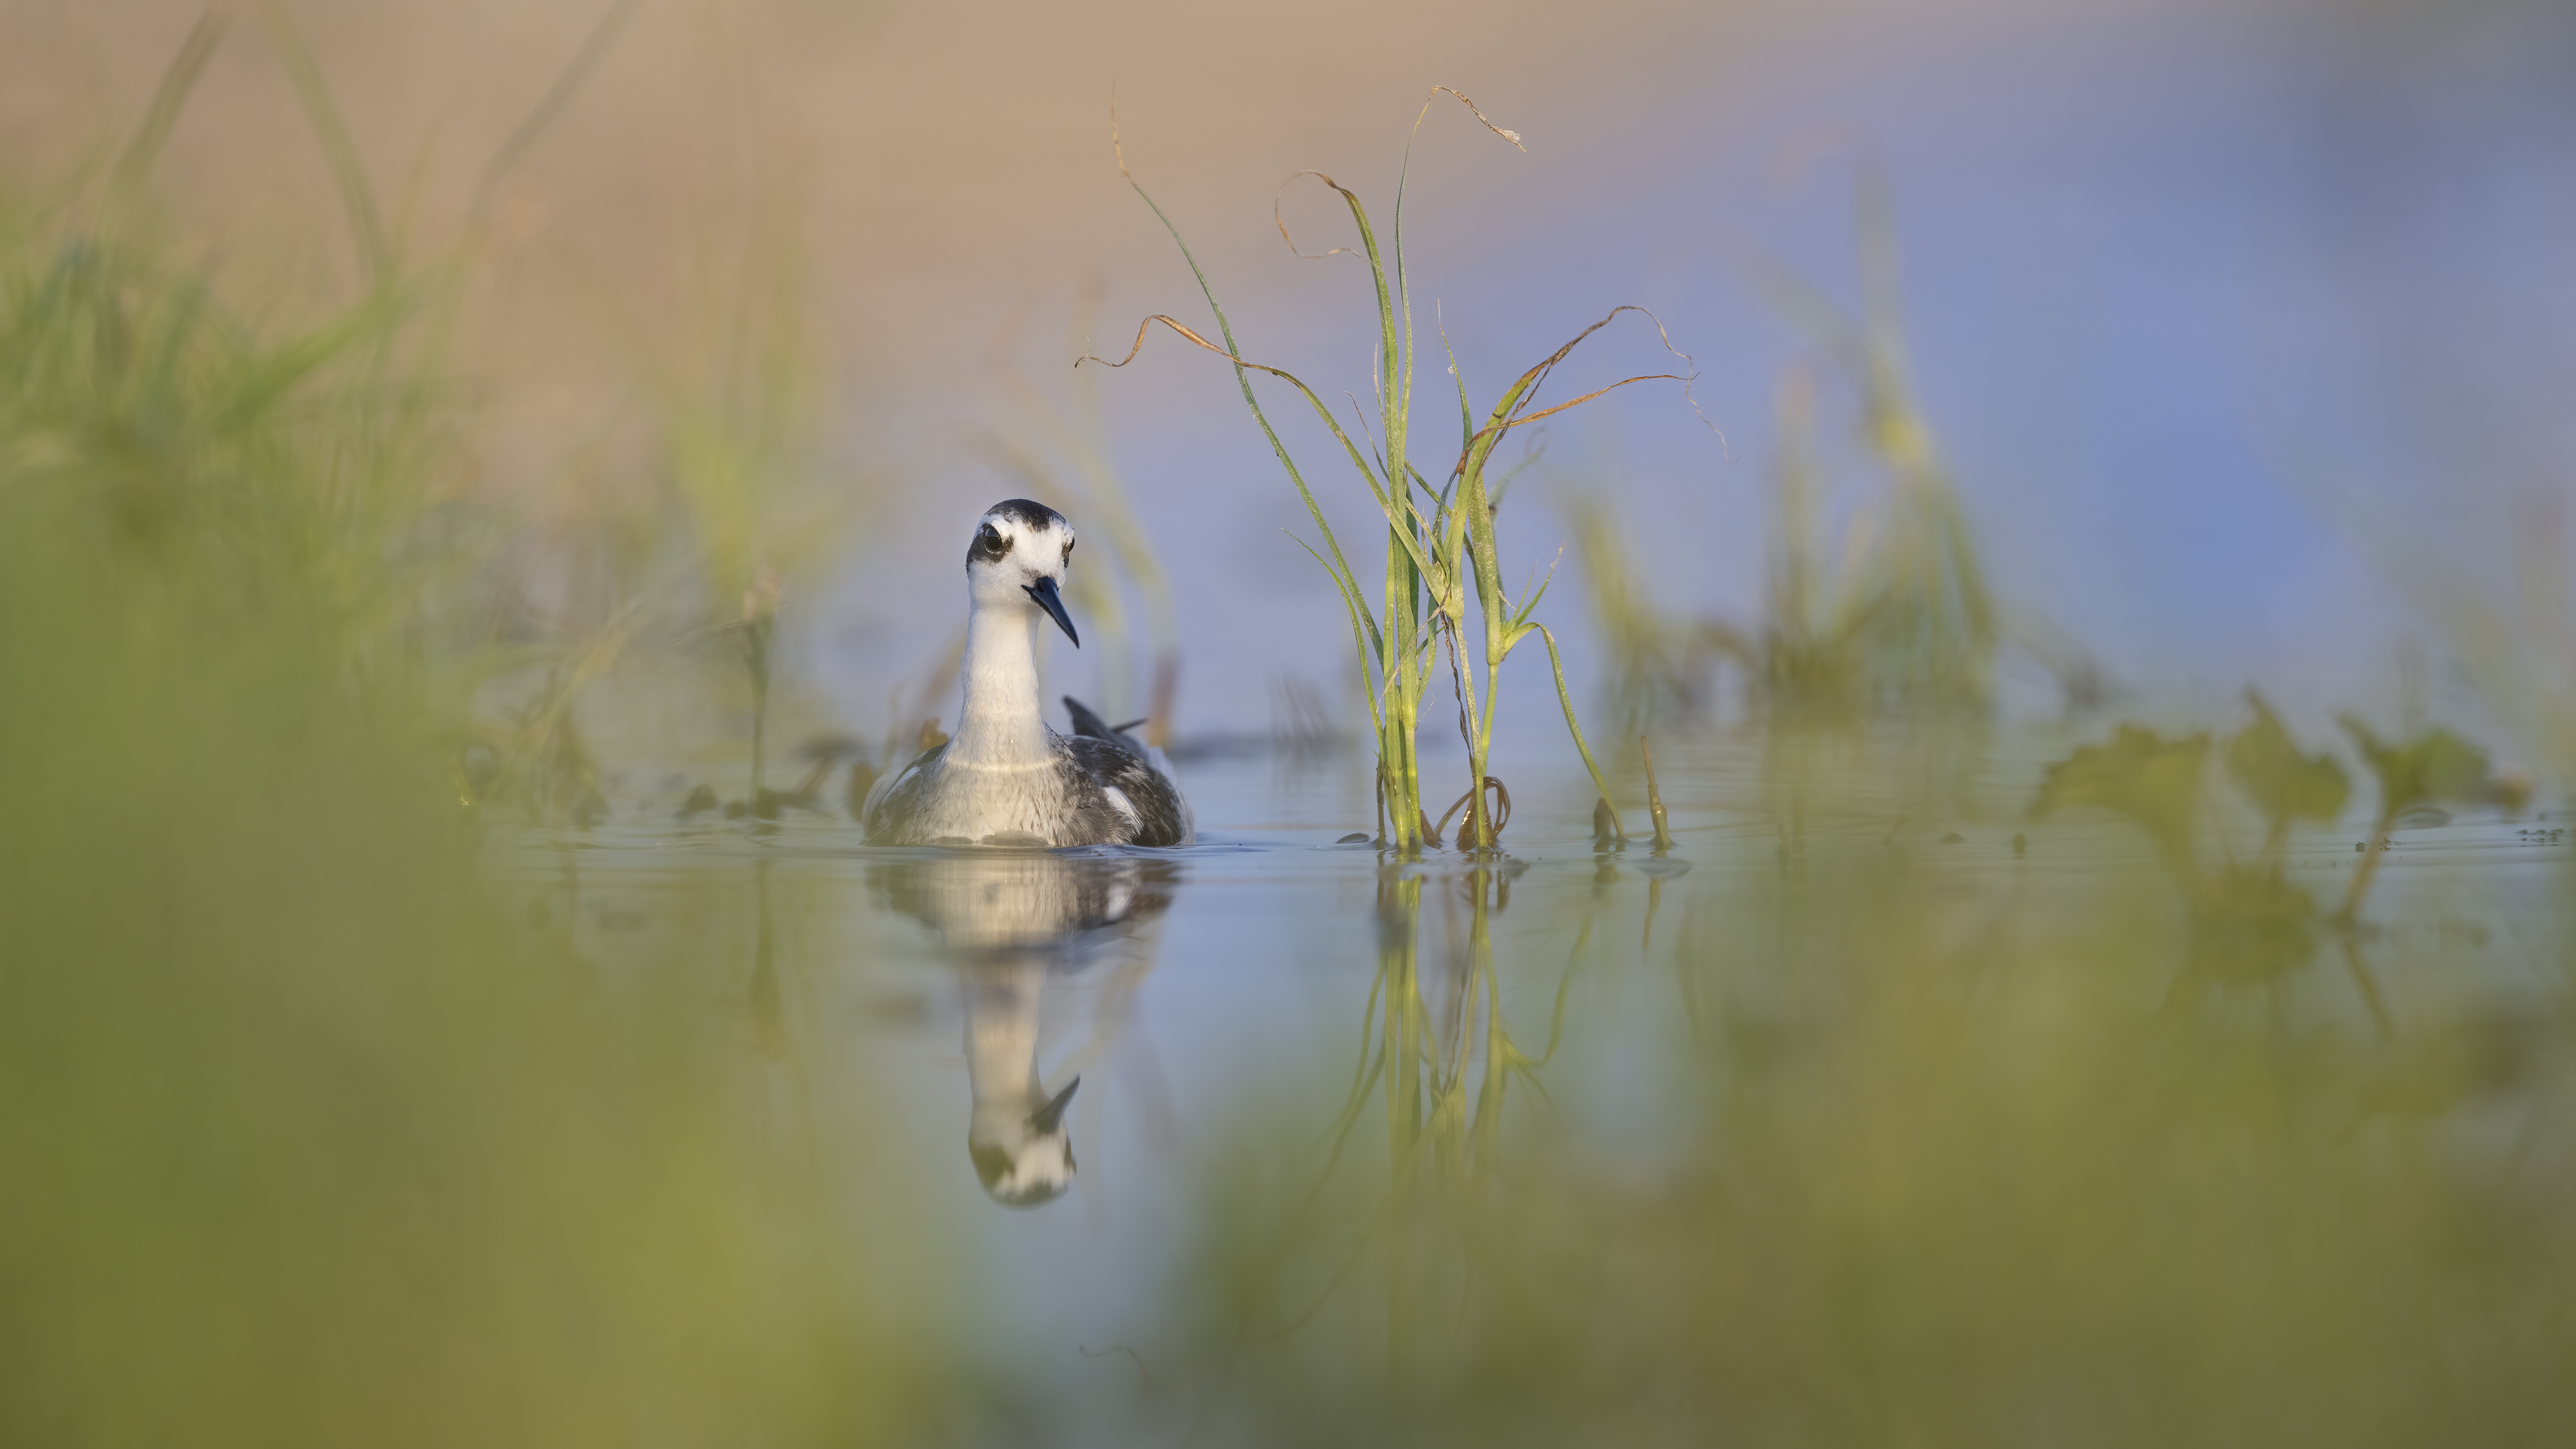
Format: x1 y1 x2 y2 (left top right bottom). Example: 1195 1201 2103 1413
1423 86 1525 152
1273 87 1529 256
1275 171 1365 261
1079 314 1233 371
1096 88 1725 461
1453 305 1728 472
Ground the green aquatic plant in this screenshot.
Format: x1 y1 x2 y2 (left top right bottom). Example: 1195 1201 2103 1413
2032 716 2328 994
0 34 460 686
2335 715 2492 921
1752 360 1883 723
1554 480 1751 733
90 0 723 831
466 598 653 825
2032 724 2214 881
0 58 966 1445
1562 167 2021 733
1734 160 1998 719
0 435 965 1449
1092 89 1678 852
654 186 844 808
2317 460 2569 813
2226 690 2353 859
2028 697 2516 1019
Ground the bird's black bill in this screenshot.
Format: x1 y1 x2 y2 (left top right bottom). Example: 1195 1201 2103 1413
1030 1076 1079 1134
1024 576 1079 647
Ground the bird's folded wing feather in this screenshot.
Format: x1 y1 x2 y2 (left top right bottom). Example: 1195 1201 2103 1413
861 743 943 838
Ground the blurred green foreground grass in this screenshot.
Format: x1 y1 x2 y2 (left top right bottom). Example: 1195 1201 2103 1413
1179 849 2576 1448
0 197 966 1446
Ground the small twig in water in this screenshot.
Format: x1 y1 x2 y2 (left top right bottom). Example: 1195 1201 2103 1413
1432 778 1511 845
1077 1343 1153 1393
1641 735 1675 853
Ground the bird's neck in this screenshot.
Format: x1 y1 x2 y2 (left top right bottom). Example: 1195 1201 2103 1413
965 957 1046 1120
953 602 1053 766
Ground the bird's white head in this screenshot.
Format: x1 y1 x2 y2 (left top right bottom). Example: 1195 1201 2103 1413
968 1076 1079 1209
966 498 1079 647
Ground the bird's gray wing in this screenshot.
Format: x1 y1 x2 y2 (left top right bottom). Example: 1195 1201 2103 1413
862 741 949 844
1140 741 1196 845
1061 736 1191 847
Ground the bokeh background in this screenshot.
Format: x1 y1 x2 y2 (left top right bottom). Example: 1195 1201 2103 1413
10 0 2569 753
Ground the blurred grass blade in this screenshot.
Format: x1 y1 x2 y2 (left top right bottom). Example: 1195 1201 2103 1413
257 1 387 284
1538 624 1623 837
110 9 230 202
470 0 641 229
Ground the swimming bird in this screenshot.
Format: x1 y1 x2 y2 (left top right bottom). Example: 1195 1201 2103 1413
861 499 1193 847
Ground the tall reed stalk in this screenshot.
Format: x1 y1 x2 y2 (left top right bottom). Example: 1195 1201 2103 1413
1094 90 1689 851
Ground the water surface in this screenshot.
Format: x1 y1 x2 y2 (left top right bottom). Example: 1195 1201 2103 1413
494 738 2576 1444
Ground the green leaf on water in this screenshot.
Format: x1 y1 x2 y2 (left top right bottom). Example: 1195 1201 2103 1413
2224 691 2349 829
2338 716 2491 817
2031 725 2212 878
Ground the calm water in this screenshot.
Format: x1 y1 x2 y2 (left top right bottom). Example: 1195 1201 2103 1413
489 735 2573 1443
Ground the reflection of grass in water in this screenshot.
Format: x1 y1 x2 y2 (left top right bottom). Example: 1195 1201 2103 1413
1208 863 1572 1381
1181 812 2576 1446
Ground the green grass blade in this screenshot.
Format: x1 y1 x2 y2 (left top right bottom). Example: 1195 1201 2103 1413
258 2 388 286
1087 315 1444 588
1439 318 1474 462
111 10 231 202
214 280 414 433
1538 623 1624 839
1456 307 1694 478
1285 174 1403 517
1395 89 1525 496
470 0 641 229
1509 553 1559 637
1290 531 1390 739
1110 122 1382 653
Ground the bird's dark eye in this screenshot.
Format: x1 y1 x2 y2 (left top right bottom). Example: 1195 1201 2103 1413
976 524 1010 557
1063 538 1074 559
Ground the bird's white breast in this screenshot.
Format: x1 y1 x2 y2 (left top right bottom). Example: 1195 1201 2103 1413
908 751 1078 845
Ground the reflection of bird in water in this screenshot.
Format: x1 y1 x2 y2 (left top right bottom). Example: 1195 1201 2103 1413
961 957 1081 1207
869 851 1181 1208
862 500 1193 847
